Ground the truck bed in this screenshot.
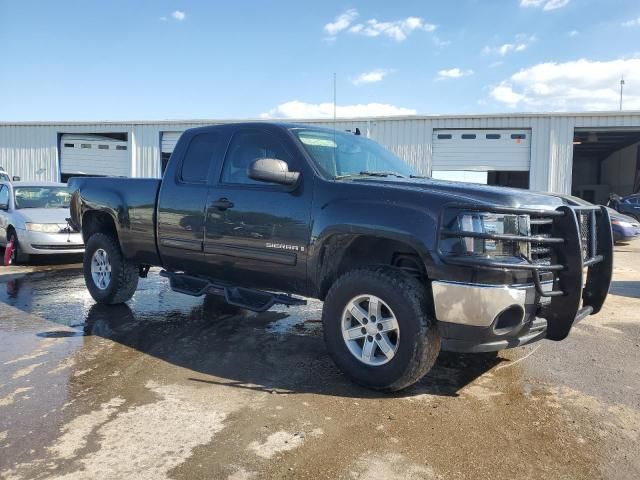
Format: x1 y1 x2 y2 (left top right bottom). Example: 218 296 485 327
68 177 162 265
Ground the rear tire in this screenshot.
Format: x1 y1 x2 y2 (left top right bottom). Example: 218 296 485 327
84 233 138 304
322 266 440 391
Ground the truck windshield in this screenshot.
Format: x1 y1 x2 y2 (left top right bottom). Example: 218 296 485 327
14 186 72 209
293 128 416 179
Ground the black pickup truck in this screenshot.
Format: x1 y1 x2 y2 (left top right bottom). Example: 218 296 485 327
69 122 613 391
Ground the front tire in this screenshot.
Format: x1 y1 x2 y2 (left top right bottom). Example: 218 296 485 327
322 267 440 391
8 231 30 264
84 233 138 304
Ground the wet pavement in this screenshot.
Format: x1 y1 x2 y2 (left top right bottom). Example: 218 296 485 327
1 243 639 479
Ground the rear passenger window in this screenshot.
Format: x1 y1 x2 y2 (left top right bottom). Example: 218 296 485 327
461 134 476 139
181 133 222 183
221 131 293 185
511 134 526 139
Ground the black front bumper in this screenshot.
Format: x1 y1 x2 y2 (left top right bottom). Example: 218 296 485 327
436 204 613 350
441 317 548 353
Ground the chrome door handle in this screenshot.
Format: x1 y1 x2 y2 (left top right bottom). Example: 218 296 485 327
211 198 234 211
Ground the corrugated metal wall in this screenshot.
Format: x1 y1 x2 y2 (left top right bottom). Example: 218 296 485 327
2 113 640 193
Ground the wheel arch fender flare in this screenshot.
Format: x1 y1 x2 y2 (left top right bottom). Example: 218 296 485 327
308 198 439 295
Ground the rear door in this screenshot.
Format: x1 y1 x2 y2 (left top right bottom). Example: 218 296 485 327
157 131 228 274
203 128 312 294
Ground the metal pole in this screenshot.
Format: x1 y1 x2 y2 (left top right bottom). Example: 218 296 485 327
620 77 625 111
333 73 337 167
333 73 337 126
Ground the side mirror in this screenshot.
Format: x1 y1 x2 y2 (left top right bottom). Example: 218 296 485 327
248 158 300 186
0 203 8 211
12 176 20 182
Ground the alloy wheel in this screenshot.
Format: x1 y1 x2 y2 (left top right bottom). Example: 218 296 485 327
341 294 400 366
90 248 112 290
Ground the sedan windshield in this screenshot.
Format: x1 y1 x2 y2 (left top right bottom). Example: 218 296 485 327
14 186 72 209
293 128 416 179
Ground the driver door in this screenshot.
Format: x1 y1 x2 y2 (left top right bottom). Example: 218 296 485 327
204 129 312 294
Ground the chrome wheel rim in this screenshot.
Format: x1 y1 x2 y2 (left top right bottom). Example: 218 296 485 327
341 294 400 366
91 248 112 290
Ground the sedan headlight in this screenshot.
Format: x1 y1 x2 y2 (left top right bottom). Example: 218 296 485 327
25 223 63 233
611 219 634 228
441 212 531 259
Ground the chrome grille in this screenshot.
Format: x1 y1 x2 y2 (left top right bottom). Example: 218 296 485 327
530 216 553 266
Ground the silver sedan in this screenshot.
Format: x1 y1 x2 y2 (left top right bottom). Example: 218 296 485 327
0 181 84 264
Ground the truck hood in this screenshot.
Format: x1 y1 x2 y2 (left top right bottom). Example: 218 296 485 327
350 177 566 210
16 208 71 224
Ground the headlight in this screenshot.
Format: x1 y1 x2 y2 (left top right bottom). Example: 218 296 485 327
25 223 62 233
612 219 633 228
441 212 531 259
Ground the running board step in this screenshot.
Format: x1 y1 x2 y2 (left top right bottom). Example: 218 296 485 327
159 271 306 312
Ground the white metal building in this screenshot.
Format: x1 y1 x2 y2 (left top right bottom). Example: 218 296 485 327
1 112 640 201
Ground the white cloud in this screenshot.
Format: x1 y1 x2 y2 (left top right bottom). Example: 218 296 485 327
542 0 570 10
437 68 474 79
260 101 416 119
622 17 640 27
325 9 437 42
351 69 393 86
350 16 436 41
324 9 358 36
568 29 579 36
520 0 570 10
483 43 527 56
482 34 536 56
489 57 640 110
432 35 451 48
172 10 185 21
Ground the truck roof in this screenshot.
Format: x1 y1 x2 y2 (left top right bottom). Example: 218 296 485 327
186 121 344 135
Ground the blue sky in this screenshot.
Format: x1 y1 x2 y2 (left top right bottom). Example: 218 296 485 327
1 0 639 121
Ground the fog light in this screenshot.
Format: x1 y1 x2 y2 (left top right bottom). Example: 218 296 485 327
493 305 525 334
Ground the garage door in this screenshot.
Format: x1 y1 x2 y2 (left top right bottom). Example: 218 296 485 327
432 129 531 171
161 132 184 154
61 134 130 177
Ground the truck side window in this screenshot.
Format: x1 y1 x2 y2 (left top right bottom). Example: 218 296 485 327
221 131 293 185
180 133 222 183
0 186 8 206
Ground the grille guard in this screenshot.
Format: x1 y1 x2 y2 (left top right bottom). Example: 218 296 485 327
437 204 614 341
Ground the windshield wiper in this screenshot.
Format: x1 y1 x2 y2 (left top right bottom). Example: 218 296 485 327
360 171 406 178
335 171 407 180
